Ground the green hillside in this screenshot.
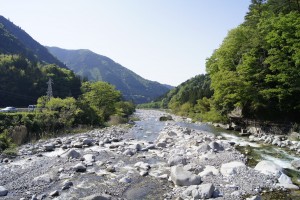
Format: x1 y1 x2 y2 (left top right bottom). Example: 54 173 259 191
0 15 66 68
47 47 172 104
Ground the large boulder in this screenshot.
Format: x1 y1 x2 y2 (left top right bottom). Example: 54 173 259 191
254 160 282 177
168 156 187 166
83 154 95 163
199 165 219 177
291 159 300 170
220 161 246 177
33 173 53 184
208 141 224 152
170 165 201 186
182 183 215 199
43 143 55 151
73 163 87 172
80 193 112 200
65 149 81 159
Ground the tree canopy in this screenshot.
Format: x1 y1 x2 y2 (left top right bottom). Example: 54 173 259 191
206 0 300 121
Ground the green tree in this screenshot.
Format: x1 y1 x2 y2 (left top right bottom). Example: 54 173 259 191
79 81 121 123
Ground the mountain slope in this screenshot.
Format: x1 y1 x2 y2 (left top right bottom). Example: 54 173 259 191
0 15 66 68
47 46 172 103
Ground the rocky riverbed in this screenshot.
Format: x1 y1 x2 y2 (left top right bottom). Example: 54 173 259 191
0 110 299 200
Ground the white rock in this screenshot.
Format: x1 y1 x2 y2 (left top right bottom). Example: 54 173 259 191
73 163 86 172
119 176 132 183
194 183 215 199
168 155 187 166
170 165 201 186
83 154 95 163
276 183 299 190
199 165 219 177
220 161 246 177
246 195 261 200
254 160 282 177
33 174 53 183
64 149 81 159
278 173 293 184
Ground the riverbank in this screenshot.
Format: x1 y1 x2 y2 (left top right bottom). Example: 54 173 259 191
0 110 299 199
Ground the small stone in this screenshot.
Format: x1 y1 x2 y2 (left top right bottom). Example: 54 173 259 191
80 193 112 200
73 163 86 172
49 190 59 197
123 149 134 156
62 180 73 190
0 186 8 196
65 149 81 159
140 170 148 176
106 165 116 173
44 143 55 151
119 176 132 183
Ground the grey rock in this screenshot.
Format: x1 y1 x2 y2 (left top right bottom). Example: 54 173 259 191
106 165 116 173
246 195 261 200
43 143 55 151
33 173 53 184
168 155 187 166
291 159 300 170
254 160 282 177
145 144 156 150
194 183 215 199
73 141 83 148
220 161 246 176
82 138 93 146
197 143 211 153
83 154 95 163
278 173 293 184
208 141 224 152
73 163 86 172
49 190 59 197
123 149 134 156
156 142 167 148
0 186 8 196
80 193 112 200
134 161 150 171
66 149 81 159
170 165 201 186
62 180 73 190
119 176 132 183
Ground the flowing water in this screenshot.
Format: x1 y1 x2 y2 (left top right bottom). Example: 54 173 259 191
131 109 299 172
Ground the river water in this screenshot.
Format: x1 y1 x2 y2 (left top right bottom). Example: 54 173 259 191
130 109 299 172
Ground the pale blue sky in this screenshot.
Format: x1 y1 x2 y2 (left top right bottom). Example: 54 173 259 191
0 0 250 86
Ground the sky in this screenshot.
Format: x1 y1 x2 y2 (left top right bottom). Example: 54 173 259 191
0 0 251 86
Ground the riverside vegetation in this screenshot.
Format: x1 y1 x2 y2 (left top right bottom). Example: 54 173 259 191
139 0 300 127
0 56 135 153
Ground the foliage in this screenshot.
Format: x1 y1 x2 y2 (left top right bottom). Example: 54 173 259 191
137 101 162 109
0 130 12 151
43 97 80 128
79 81 122 123
0 15 66 67
206 0 300 121
0 55 82 107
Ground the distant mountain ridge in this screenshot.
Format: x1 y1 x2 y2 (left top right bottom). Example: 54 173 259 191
0 15 66 68
47 47 172 104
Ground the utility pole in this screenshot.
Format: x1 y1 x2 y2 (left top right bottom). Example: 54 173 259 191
46 78 53 100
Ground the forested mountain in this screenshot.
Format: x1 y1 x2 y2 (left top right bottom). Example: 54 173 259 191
47 47 172 104
148 0 300 123
206 0 300 121
0 55 82 107
0 16 66 68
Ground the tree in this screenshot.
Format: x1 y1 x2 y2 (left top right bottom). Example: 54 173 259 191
79 81 121 123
